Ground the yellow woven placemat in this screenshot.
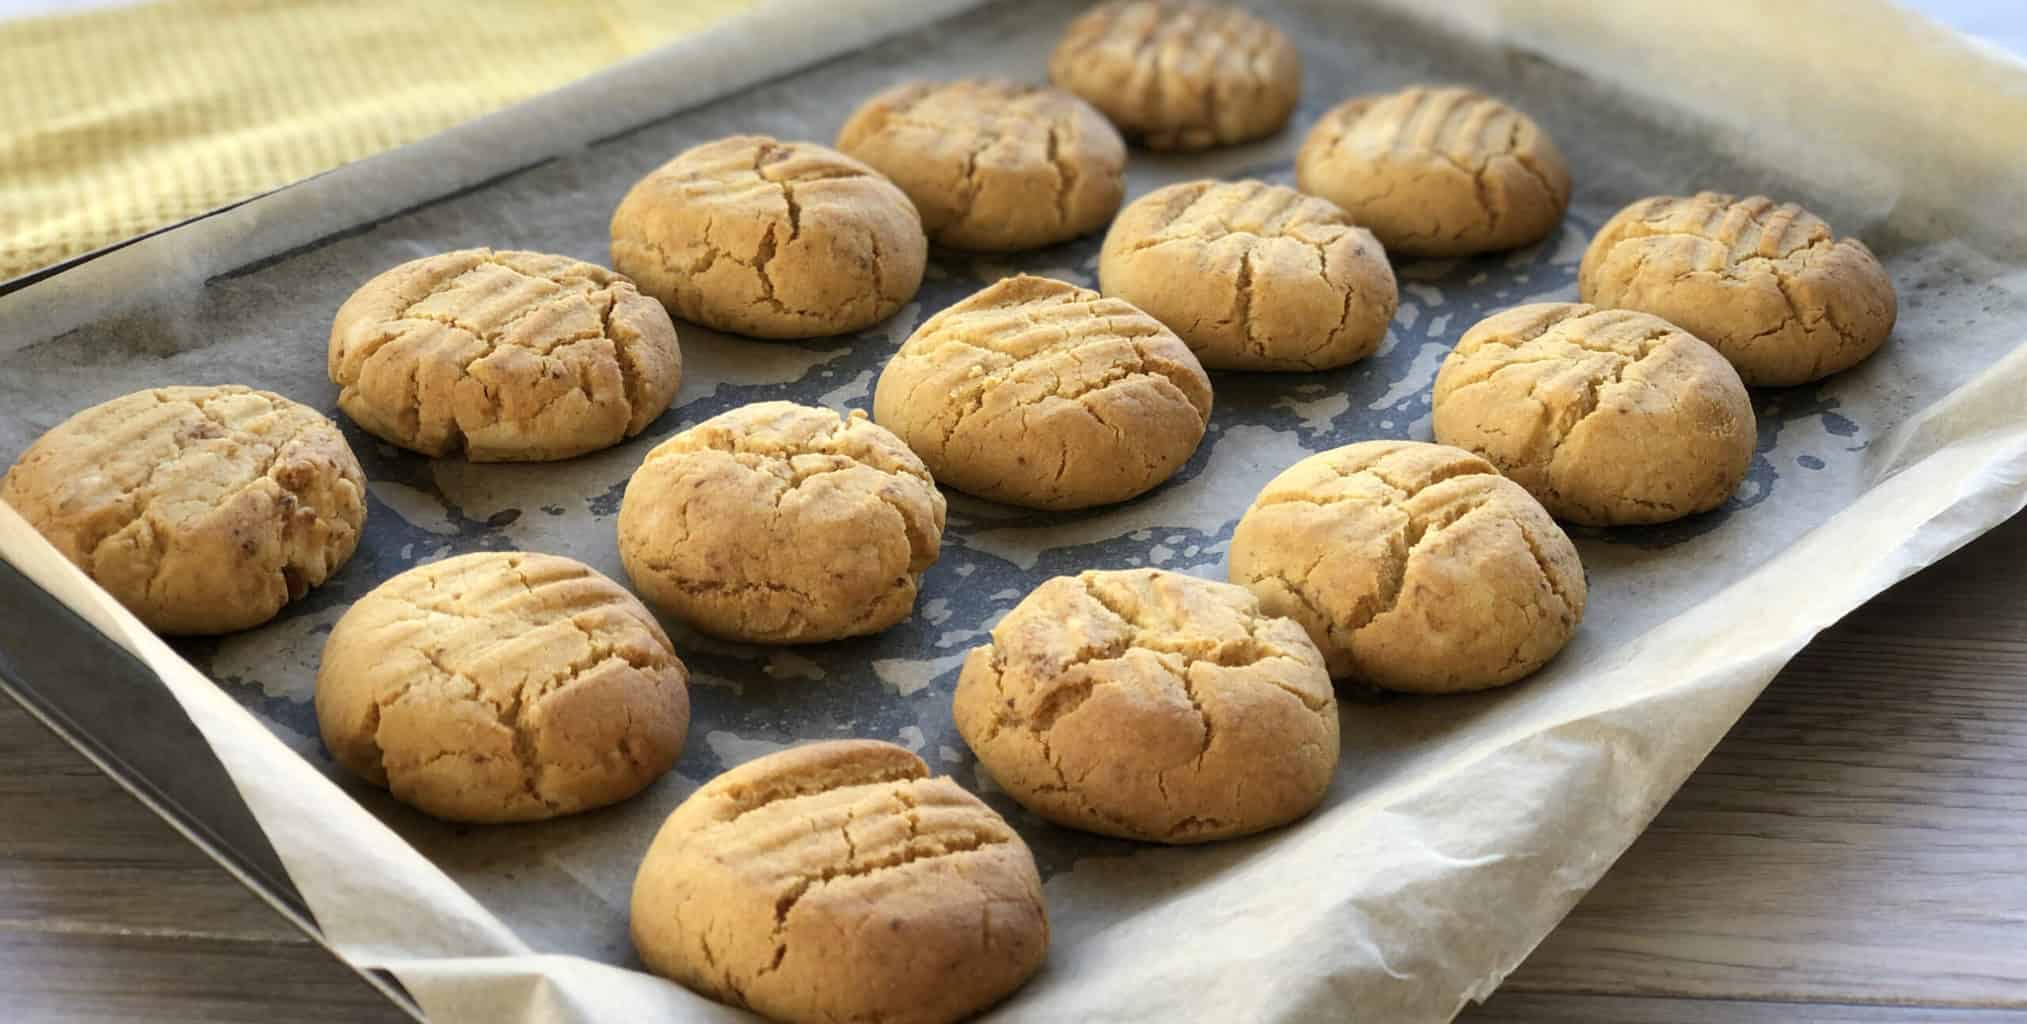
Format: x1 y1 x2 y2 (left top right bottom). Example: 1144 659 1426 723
0 0 755 281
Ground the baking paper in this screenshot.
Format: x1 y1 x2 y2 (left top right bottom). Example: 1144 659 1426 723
4 0 2026 1020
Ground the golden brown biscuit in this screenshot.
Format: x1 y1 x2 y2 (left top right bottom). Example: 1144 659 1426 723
328 248 682 461
2 385 364 635
1229 441 1585 693
872 275 1211 510
1577 192 1897 386
953 568 1338 843
616 401 944 644
610 136 927 339
1432 303 1756 526
314 551 689 823
631 740 1047 1024
1098 179 1398 370
1297 86 1572 257
1048 0 1301 151
836 78 1126 252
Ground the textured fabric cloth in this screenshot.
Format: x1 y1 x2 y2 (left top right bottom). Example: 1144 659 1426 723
0 0 753 280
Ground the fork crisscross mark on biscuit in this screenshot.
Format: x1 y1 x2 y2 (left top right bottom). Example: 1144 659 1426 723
1232 442 1586 692
955 569 1337 843
633 741 1045 1023
611 136 926 339
836 79 1125 250
875 275 1212 509
1049 0 1300 150
1101 180 1398 370
1298 86 1570 255
1577 192 1897 386
329 248 678 460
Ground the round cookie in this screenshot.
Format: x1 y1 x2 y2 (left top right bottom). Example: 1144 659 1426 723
1297 86 1572 257
1229 441 1586 693
2 385 364 635
1098 179 1398 370
616 401 945 643
836 78 1126 252
1048 0 1301 151
328 248 682 462
610 135 927 339
872 275 1212 510
315 551 689 823
953 568 1338 843
631 740 1047 1024
1577 192 1898 387
1433 303 1756 526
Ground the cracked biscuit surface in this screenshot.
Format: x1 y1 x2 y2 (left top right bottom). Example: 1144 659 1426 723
617 401 945 643
836 78 1126 252
610 135 927 339
873 274 1211 510
314 551 690 823
1577 192 1897 387
1433 303 1756 526
1229 441 1585 693
631 739 1047 1024
1048 0 1301 151
953 568 1339 843
1099 179 1398 370
2 386 365 635
1297 86 1571 257
328 248 682 461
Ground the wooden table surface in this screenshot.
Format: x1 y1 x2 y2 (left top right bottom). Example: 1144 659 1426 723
4 506 2024 1022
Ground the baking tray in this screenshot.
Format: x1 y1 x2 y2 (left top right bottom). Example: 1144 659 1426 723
4 0 2026 1020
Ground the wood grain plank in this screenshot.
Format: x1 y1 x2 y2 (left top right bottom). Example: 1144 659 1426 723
1463 993 2027 1023
1488 511 2027 1007
0 925 404 1024
0 703 307 942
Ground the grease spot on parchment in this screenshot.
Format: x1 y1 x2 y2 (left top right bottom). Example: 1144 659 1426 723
1510 220 1591 268
434 458 623 526
973 760 1004 795
1275 392 1350 433
688 671 746 694
1516 283 1579 306
1369 343 1448 410
211 603 346 701
369 480 459 536
705 730 790 766
932 606 1003 650
764 652 826 681
871 302 923 348
872 650 970 696
819 369 874 412
674 331 849 408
